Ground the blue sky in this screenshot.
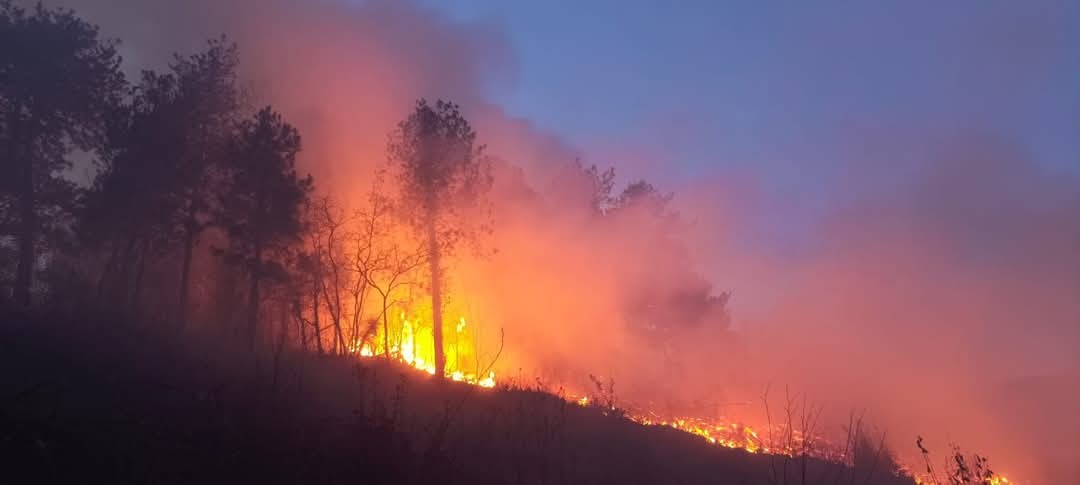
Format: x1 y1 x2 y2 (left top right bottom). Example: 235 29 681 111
419 0 1079 184
413 1 1079 257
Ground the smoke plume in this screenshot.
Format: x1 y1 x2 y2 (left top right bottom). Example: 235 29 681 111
43 0 1080 482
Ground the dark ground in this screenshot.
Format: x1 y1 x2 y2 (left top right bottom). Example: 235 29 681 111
0 309 915 485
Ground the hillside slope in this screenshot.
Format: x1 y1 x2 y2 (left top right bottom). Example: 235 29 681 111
0 311 913 485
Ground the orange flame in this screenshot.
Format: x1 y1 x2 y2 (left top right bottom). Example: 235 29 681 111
342 302 1018 485
348 310 496 388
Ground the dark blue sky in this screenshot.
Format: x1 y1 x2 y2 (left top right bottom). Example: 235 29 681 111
419 0 1078 192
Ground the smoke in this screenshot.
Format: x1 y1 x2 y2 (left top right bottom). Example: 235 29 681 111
43 0 1080 482
46 0 521 199
724 134 1080 480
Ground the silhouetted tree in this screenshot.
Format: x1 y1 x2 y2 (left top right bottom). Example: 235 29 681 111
82 69 185 315
169 39 241 328
614 180 674 217
388 99 491 377
219 106 312 346
80 39 241 324
584 162 617 214
312 196 348 354
351 179 427 357
298 203 327 354
546 159 616 218
0 1 124 306
281 249 314 352
607 178 730 345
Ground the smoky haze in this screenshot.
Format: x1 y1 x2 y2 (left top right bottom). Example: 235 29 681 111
40 0 1080 482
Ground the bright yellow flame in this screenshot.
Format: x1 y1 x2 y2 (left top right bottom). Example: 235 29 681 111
349 309 496 388
341 300 1020 483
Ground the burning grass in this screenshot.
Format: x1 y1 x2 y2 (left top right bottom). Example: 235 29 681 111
338 305 1021 485
2 309 1022 485
348 311 497 388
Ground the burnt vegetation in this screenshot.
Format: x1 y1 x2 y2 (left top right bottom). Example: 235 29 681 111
0 3 1005 485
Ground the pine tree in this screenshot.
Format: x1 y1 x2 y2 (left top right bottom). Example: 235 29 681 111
0 1 124 305
219 107 312 345
388 99 491 377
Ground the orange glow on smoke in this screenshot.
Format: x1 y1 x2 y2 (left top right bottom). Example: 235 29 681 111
342 297 1021 485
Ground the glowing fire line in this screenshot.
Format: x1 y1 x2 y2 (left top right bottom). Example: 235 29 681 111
345 311 1017 485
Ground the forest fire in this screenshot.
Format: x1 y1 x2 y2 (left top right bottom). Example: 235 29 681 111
345 310 777 455
337 296 782 458
348 310 497 388
3 1 1069 483
631 415 764 453
342 304 1022 485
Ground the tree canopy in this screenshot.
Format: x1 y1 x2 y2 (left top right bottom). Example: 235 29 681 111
388 99 492 377
0 0 124 305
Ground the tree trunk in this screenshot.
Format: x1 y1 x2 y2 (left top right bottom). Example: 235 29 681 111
349 280 366 353
382 297 391 358
117 233 138 306
13 122 33 307
14 181 34 307
334 312 344 354
177 218 196 329
320 274 343 355
427 218 445 378
294 300 308 351
95 242 121 306
312 275 324 355
247 244 262 348
330 261 344 354
129 238 150 320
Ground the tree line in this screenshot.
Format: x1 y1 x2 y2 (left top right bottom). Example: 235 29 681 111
0 1 511 378
1 2 726 379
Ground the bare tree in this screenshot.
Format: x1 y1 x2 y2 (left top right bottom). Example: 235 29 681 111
297 202 328 355
343 210 371 352
351 183 427 358
311 196 347 354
